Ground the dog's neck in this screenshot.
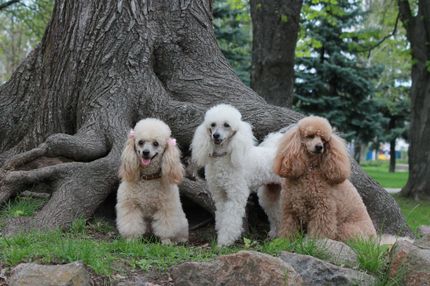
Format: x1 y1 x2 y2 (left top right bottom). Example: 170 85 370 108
209 143 229 158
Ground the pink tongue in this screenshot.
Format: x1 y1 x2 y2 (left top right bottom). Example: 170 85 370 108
140 158 151 166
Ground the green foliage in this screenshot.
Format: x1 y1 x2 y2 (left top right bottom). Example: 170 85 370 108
363 0 411 147
213 0 251 85
294 0 386 143
0 0 53 82
361 161 408 188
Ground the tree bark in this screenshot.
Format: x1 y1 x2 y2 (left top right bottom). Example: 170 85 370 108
250 0 303 107
389 139 396 173
397 0 430 200
389 117 396 173
0 0 412 237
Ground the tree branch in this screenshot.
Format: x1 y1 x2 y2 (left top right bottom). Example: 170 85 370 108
0 0 20 11
366 12 400 58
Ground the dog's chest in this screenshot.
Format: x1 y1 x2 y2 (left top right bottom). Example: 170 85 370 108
207 161 243 188
134 180 168 215
288 172 327 213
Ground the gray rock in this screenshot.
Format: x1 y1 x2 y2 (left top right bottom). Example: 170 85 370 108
389 234 430 285
315 238 359 268
171 250 303 286
417 225 430 236
9 261 90 286
280 251 376 286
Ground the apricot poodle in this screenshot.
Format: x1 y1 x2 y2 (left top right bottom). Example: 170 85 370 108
116 118 188 244
274 116 376 242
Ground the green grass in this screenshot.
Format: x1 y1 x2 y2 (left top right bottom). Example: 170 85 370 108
392 194 430 234
347 238 389 276
258 236 328 260
0 196 47 219
361 161 408 188
0 229 237 276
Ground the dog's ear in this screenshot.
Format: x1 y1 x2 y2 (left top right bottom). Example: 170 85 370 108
162 139 184 185
191 123 213 167
321 133 351 184
229 121 255 168
273 126 306 179
119 137 140 182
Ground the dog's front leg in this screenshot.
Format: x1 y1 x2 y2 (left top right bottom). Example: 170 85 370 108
307 201 337 240
216 180 250 247
116 199 146 240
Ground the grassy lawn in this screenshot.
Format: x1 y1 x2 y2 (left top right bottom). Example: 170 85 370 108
361 161 408 189
361 160 430 235
392 194 430 234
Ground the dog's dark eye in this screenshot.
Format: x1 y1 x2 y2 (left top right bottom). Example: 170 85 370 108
153 141 159 147
211 122 216 127
307 135 315 139
224 122 230 128
138 140 144 146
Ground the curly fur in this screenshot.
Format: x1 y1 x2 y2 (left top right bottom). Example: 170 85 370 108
191 104 282 246
274 116 376 242
116 118 188 244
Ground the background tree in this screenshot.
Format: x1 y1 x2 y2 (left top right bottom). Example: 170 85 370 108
397 0 430 200
250 0 303 107
0 0 53 82
363 0 410 173
294 0 386 163
0 0 412 237
213 0 251 85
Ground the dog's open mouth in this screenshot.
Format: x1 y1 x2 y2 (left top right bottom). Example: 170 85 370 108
213 138 223 145
140 153 158 167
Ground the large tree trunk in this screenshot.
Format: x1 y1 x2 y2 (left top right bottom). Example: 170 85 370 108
250 0 302 107
398 0 430 200
0 0 412 237
389 139 396 173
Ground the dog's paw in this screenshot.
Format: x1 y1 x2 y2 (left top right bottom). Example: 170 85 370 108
217 234 234 247
268 228 277 239
161 238 173 245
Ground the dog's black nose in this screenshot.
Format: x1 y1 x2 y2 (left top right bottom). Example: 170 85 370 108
142 150 150 156
315 144 323 152
213 133 220 139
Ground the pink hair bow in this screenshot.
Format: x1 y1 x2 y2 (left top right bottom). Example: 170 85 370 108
167 138 176 146
128 129 135 139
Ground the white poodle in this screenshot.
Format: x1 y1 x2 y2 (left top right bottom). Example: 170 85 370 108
116 118 188 244
191 104 282 246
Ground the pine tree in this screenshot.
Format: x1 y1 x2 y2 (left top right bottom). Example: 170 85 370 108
213 0 251 85
294 0 385 152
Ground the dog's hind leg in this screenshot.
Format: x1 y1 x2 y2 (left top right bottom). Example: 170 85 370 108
116 200 146 240
337 219 377 241
258 184 281 238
